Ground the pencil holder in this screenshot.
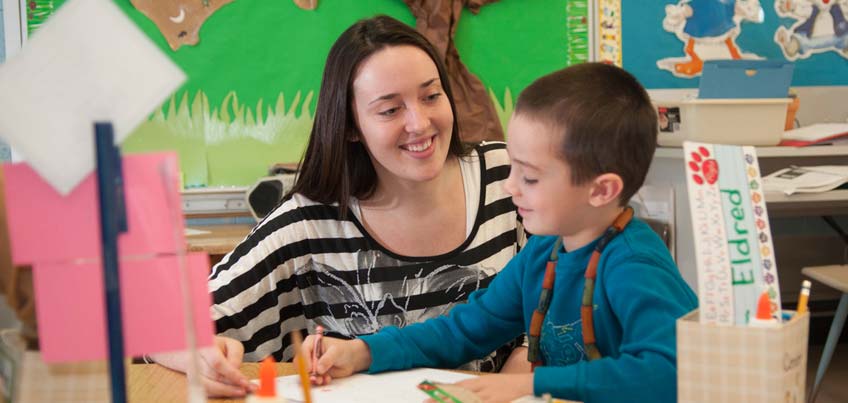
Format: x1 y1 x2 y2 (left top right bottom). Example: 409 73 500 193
676 309 809 403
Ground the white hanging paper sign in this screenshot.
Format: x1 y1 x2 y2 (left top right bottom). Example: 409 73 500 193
0 0 185 195
684 141 782 325
684 142 734 325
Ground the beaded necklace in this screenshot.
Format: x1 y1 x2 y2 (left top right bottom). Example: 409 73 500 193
527 207 634 370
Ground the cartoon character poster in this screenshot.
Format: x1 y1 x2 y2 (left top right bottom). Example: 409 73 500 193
623 1 848 88
775 0 848 60
658 0 765 77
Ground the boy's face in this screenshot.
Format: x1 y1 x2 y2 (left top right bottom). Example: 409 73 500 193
504 114 594 237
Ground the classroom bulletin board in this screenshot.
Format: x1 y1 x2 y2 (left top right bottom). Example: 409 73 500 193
109 0 571 188
18 0 601 187
622 0 848 89
12 1 848 186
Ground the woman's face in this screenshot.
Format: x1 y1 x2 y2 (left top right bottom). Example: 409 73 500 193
351 45 455 187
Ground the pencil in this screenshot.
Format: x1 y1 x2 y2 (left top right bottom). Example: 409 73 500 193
797 280 811 316
290 331 313 403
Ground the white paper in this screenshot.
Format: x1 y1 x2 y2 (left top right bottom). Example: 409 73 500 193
0 0 185 195
763 165 848 195
273 368 476 403
184 227 211 237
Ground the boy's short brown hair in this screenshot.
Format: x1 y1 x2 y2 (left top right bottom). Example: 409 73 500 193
515 63 657 205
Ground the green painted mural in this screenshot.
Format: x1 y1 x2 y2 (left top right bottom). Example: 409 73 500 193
107 0 571 187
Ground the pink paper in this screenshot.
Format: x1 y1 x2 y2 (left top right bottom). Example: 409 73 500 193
2 152 185 265
32 253 214 362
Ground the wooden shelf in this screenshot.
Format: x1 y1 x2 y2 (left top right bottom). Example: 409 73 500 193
185 224 253 255
651 145 848 217
765 189 848 217
654 145 848 159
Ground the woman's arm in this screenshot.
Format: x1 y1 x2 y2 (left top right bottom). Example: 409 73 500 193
499 346 531 373
208 199 315 362
150 336 255 397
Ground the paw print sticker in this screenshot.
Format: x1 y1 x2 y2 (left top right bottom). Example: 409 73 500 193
688 146 718 185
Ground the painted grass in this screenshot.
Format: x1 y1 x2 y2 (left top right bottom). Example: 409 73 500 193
489 87 514 136
122 90 313 187
124 87 512 187
27 0 65 35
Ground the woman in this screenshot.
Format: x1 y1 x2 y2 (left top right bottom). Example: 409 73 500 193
154 15 526 397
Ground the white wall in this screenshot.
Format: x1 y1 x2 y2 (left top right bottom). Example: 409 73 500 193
1 0 23 163
791 86 848 125
1 0 23 60
0 1 23 331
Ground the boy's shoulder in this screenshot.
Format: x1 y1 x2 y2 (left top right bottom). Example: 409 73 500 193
602 218 697 308
606 218 677 270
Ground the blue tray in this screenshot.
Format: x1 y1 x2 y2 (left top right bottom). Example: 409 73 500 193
699 60 794 99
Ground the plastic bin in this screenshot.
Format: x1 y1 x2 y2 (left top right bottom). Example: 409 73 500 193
654 98 791 147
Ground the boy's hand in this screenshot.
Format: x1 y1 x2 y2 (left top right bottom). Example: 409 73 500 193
300 336 372 385
425 374 534 403
150 336 256 397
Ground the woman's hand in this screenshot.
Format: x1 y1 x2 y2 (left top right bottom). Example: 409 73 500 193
300 336 373 386
499 346 532 373
425 373 534 403
150 336 255 397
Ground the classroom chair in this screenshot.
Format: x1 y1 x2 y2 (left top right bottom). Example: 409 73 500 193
631 185 675 258
802 264 848 403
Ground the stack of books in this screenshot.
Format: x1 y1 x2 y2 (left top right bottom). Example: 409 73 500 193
781 123 848 146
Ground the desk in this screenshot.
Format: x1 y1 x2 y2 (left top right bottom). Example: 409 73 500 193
763 189 848 217
128 363 579 403
128 362 278 403
185 224 253 256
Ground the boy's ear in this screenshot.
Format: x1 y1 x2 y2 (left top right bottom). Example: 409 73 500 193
588 173 624 207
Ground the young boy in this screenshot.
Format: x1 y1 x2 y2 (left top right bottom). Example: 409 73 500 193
302 63 698 403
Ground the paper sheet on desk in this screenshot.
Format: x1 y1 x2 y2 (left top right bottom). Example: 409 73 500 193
0 0 185 195
763 165 848 195
274 368 475 403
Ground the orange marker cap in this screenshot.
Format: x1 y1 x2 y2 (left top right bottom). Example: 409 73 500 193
257 356 277 397
756 290 772 320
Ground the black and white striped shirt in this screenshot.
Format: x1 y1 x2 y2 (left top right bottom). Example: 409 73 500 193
209 142 525 371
